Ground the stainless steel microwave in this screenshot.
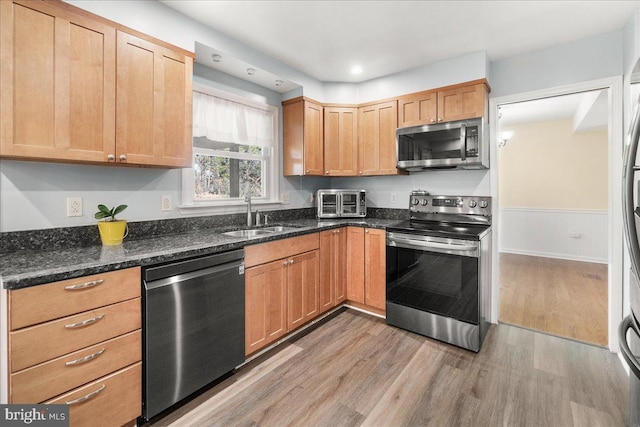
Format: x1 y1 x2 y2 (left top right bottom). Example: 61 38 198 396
396 117 489 171
317 189 366 218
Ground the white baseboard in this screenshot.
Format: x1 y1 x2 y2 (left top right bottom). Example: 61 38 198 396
500 248 607 264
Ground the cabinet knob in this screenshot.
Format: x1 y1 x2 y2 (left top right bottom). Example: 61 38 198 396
107 154 115 161
438 118 443 122
365 229 369 233
119 154 127 161
283 261 289 266
289 259 294 265
325 171 329 174
430 118 436 123
305 169 310 174
358 171 363 175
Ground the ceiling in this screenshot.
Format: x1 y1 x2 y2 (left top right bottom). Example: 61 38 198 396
499 90 609 131
160 0 639 84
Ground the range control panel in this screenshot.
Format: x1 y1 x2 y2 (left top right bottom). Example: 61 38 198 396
409 192 492 216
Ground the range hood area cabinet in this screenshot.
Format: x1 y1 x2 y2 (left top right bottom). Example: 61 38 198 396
398 80 490 128
282 79 490 177
0 0 194 168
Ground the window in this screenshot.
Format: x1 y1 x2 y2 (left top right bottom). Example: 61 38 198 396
181 87 279 209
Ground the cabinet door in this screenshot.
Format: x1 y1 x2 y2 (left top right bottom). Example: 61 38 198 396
319 228 348 313
303 101 324 175
287 250 319 330
324 107 358 176
358 101 400 176
334 228 348 304
245 260 287 356
319 230 336 313
364 228 386 311
437 83 488 123
346 227 365 304
398 91 437 127
116 31 193 167
0 0 115 162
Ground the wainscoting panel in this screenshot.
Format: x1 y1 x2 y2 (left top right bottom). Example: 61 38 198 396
499 208 608 263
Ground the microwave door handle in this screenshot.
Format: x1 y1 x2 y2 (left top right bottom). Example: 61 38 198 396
460 124 467 161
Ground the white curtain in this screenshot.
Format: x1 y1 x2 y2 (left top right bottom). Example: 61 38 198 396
192 91 273 147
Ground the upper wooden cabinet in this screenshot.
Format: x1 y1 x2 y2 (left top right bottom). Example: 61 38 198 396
0 0 116 163
398 80 490 127
116 31 192 167
358 100 402 176
283 97 324 176
323 107 358 176
0 0 193 168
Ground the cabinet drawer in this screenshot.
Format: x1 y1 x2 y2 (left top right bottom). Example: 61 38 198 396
45 362 141 427
10 267 141 330
10 298 141 372
245 233 319 268
11 330 141 404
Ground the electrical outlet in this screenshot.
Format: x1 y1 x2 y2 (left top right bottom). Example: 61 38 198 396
569 229 582 239
310 192 316 204
161 195 172 211
391 193 397 205
281 192 290 204
67 197 82 217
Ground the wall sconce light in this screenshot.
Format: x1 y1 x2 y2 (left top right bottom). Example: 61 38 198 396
498 131 514 148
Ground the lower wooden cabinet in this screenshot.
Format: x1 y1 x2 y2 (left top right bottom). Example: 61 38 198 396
319 228 347 313
346 227 386 313
286 250 319 330
244 259 288 356
244 234 320 356
6 268 142 427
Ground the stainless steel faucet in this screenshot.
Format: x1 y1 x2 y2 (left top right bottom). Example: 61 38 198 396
244 194 252 226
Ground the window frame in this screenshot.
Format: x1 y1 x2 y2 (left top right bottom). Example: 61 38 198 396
180 84 280 213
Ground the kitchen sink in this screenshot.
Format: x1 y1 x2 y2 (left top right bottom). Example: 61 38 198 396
260 226 299 232
222 229 274 238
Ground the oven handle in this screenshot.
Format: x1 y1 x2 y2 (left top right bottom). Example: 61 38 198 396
619 315 640 379
387 235 478 256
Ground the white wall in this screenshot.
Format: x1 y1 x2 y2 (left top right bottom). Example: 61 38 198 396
499 208 608 263
490 31 623 98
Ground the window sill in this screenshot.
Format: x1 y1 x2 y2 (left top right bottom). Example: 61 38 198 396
177 200 287 216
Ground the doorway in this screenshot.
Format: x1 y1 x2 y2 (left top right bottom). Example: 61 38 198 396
496 91 609 346
489 77 624 351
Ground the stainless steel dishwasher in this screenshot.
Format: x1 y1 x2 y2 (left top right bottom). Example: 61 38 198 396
141 249 245 421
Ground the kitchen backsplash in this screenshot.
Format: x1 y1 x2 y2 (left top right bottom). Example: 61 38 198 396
0 207 407 254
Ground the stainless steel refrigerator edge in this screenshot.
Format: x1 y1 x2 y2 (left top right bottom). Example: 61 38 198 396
142 250 246 421
619 63 640 427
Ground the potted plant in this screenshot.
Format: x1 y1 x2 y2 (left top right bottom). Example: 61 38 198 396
95 204 128 245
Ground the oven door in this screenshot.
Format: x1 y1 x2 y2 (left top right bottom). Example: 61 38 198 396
317 192 340 218
386 232 480 324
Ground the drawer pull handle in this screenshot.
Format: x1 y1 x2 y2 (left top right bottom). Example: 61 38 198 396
65 348 105 366
64 314 105 329
66 384 106 405
65 279 104 291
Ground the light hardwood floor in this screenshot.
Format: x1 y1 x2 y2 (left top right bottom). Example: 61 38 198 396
499 253 608 347
147 309 627 427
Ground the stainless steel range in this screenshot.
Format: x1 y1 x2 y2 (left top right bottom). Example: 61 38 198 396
386 191 492 352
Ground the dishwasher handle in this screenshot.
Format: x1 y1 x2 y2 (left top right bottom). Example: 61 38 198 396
144 249 244 282
145 259 245 291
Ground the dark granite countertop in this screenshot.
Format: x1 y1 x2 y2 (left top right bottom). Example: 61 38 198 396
1 218 401 290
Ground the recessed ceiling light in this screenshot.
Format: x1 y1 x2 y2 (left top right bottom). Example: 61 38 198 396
350 65 363 75
211 54 221 62
275 80 283 86
246 68 256 76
